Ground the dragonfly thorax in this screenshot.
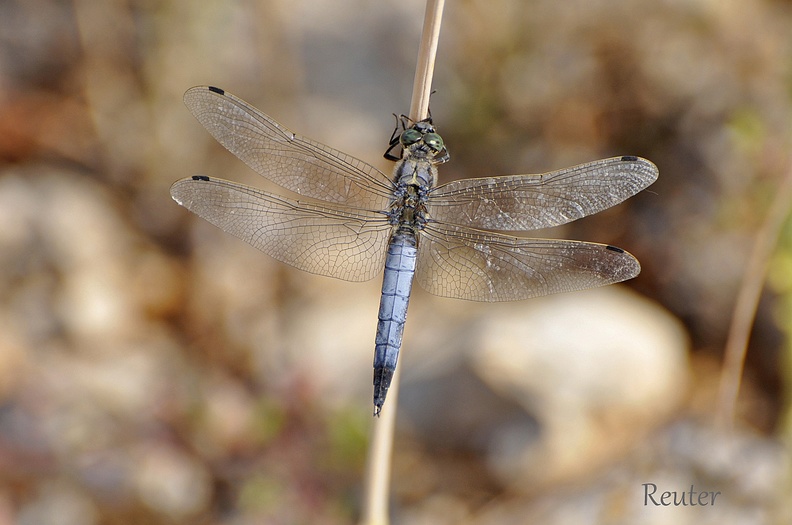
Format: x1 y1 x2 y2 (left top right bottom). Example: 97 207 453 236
388 160 432 231
393 156 436 188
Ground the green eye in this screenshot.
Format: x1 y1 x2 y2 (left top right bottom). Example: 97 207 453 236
423 132 444 153
400 129 422 146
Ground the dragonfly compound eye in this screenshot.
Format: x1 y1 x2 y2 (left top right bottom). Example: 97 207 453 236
400 129 422 146
423 132 444 153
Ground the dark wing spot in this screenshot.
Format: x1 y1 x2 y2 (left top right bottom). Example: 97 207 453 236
620 155 638 162
208 86 225 95
192 175 210 181
605 245 625 253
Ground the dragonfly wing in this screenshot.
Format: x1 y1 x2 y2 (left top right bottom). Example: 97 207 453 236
171 176 391 281
184 86 394 209
416 222 640 301
428 156 658 230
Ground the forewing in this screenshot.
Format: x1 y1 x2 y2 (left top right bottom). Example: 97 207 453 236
428 156 658 230
171 176 391 281
184 86 393 209
416 222 640 301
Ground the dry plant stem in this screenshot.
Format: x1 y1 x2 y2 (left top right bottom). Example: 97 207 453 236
409 0 445 122
360 365 400 525
717 159 792 429
359 2 445 524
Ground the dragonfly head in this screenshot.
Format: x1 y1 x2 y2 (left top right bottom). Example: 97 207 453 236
398 123 449 164
384 114 450 164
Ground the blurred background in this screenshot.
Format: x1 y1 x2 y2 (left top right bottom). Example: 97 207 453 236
1 0 791 523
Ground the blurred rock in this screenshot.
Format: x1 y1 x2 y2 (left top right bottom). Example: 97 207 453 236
133 442 212 518
399 286 689 488
466 420 790 525
17 481 98 525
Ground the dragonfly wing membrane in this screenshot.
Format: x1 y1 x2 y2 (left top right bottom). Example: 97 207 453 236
171 176 391 281
184 86 393 209
428 156 658 230
416 222 640 301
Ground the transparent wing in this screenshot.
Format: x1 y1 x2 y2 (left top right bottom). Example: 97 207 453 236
184 86 394 209
171 175 392 281
416 222 640 301
428 156 658 230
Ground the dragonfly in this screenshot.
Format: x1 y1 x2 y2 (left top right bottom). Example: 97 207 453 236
170 86 658 416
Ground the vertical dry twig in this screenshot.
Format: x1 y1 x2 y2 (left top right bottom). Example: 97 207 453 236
359 1 445 524
717 159 792 429
409 0 445 122
360 364 400 525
